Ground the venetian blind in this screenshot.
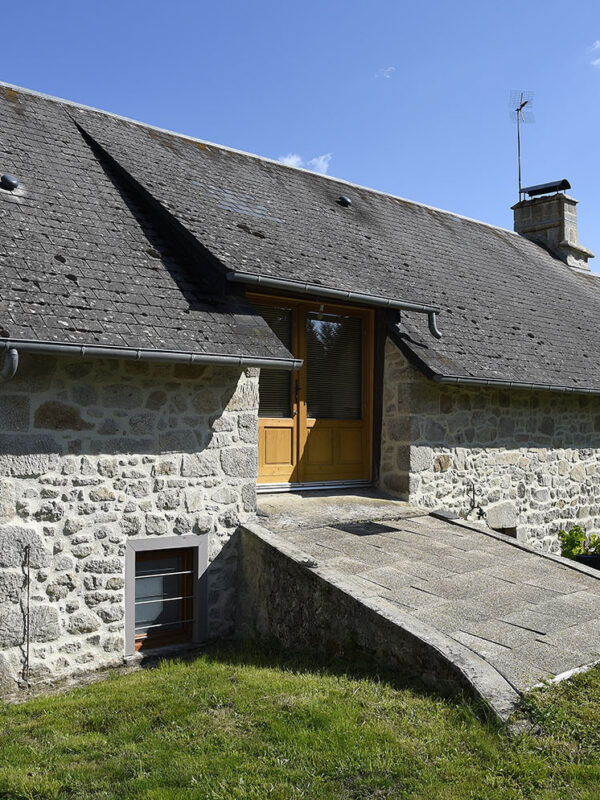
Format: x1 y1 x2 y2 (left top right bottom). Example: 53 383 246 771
306 312 362 420
256 305 293 418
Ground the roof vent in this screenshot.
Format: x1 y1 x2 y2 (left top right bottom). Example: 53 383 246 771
0 174 18 191
337 195 352 207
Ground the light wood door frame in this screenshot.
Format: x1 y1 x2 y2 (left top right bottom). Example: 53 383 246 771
252 293 374 486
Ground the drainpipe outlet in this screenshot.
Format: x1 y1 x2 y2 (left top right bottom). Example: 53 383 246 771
0 348 19 382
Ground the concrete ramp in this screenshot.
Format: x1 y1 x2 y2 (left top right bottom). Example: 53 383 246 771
237 493 600 721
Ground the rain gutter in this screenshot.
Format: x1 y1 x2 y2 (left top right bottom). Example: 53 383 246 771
227 271 442 339
0 340 302 371
432 373 600 396
386 314 600 396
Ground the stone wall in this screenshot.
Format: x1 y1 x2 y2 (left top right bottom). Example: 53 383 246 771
0 353 258 695
380 339 600 549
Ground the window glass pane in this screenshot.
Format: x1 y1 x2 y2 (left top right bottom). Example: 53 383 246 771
134 548 193 646
135 555 180 577
255 305 293 418
135 574 180 603
306 313 362 420
135 599 183 631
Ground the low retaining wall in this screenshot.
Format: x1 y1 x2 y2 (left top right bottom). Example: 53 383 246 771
236 522 519 721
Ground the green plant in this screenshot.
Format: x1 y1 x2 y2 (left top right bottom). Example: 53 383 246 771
558 525 600 559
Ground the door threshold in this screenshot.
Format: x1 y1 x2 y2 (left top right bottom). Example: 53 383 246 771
256 479 372 494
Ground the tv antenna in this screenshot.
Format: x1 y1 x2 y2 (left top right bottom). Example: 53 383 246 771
510 90 535 201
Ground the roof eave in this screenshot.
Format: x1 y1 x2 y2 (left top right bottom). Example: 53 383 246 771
0 339 302 371
386 314 600 397
229 270 443 338
431 373 600 395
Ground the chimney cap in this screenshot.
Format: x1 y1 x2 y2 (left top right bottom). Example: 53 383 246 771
522 179 571 198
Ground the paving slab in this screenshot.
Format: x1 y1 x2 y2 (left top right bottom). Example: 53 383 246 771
258 492 600 695
457 619 537 649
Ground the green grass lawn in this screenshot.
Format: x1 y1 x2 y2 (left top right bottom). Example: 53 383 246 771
0 645 599 800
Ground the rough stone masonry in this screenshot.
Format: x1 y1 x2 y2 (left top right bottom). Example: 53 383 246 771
380 340 600 549
0 353 258 695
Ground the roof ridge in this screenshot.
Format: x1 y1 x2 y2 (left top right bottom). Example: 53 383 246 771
0 80 520 239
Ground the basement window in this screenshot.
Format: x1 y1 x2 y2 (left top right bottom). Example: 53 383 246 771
134 548 194 651
125 535 208 656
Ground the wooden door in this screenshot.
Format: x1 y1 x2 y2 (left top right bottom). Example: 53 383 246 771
254 296 373 487
299 305 373 483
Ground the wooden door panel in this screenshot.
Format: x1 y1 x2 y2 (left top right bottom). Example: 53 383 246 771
338 427 363 465
302 420 369 481
258 419 297 483
305 426 333 465
264 426 294 465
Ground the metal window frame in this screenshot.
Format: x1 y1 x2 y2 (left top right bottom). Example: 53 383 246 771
125 535 208 656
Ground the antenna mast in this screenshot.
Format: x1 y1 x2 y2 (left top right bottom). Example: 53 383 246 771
510 90 534 201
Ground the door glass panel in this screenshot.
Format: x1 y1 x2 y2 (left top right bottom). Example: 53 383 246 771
306 312 362 419
255 305 293 418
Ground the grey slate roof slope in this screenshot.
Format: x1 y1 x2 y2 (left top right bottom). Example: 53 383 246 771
2 83 600 391
0 85 294 367
71 100 600 393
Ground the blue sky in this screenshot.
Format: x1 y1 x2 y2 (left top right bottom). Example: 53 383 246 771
3 1 600 265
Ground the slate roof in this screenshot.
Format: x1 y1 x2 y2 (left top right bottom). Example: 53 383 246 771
0 85 295 367
2 83 600 391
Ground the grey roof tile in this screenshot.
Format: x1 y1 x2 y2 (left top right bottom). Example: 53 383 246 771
66 97 600 390
2 84 600 388
0 86 292 365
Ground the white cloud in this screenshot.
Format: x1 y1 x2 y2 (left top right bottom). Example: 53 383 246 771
589 41 600 66
278 153 303 168
307 153 332 174
375 66 396 79
277 152 333 174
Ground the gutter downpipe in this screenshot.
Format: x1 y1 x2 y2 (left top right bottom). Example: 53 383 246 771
227 271 443 339
0 348 19 383
0 341 302 371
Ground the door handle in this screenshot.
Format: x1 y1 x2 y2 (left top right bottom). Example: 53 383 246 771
292 379 300 415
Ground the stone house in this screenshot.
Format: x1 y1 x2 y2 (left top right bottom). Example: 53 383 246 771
0 82 599 693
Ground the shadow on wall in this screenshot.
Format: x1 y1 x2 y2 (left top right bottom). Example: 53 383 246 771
0 352 251 459
409 382 600 450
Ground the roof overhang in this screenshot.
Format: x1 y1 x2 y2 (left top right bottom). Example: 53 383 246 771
386 315 600 396
228 270 442 338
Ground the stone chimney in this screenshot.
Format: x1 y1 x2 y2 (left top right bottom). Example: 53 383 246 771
512 180 594 271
